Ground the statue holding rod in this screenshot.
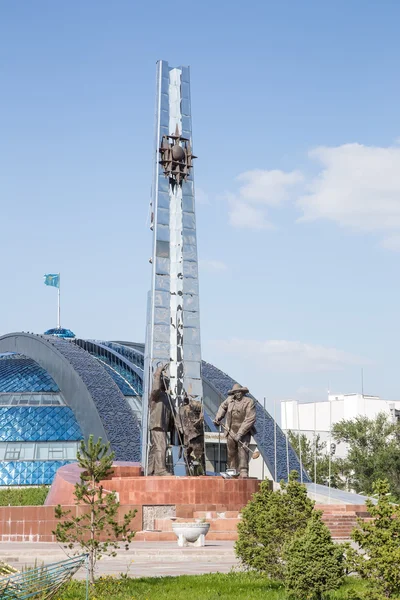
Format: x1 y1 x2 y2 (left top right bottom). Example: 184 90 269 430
214 383 256 479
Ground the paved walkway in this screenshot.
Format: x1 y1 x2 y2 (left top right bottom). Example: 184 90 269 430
0 541 239 579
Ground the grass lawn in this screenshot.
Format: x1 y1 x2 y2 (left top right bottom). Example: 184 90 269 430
0 486 49 506
56 572 367 599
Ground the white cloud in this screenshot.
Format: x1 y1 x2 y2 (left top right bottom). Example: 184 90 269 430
227 196 272 230
298 144 400 243
210 338 370 373
227 169 303 230
199 259 227 272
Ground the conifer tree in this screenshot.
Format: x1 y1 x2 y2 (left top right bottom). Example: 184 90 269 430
284 510 344 599
349 479 400 598
235 471 314 580
53 436 136 584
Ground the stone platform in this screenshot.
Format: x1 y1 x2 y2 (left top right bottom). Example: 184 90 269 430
0 460 370 542
46 462 261 511
38 462 261 541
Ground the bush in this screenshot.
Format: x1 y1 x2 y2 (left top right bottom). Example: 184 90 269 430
0 486 49 506
235 470 314 580
349 479 400 599
284 510 344 599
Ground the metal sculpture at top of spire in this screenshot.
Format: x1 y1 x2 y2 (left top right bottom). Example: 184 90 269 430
159 124 197 185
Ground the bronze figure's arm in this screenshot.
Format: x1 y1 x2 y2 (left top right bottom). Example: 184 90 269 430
151 365 163 392
214 398 230 425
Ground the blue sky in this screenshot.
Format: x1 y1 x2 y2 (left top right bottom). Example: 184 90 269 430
1 1 400 409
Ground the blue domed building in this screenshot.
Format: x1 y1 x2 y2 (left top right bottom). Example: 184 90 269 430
0 329 308 486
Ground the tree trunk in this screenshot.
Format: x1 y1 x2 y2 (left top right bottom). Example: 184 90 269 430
89 550 95 585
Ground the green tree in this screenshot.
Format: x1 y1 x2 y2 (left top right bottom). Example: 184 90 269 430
284 510 344 599
333 413 400 497
349 479 400 599
288 431 350 488
235 471 314 580
53 436 136 584
288 431 326 483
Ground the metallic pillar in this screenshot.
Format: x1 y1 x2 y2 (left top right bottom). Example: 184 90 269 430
142 60 203 471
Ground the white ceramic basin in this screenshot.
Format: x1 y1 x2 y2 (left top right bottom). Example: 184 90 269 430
172 522 210 544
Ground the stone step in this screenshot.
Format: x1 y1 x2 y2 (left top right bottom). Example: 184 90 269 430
316 504 366 512
322 517 357 521
322 515 356 519
321 511 358 517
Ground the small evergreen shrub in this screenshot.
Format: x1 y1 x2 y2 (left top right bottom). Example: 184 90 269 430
235 470 314 580
54 436 136 584
284 510 344 599
349 479 400 599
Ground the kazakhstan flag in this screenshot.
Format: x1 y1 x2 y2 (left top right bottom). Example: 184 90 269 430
44 274 60 288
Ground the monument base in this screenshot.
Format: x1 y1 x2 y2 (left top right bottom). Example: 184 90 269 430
46 462 263 539
47 462 261 508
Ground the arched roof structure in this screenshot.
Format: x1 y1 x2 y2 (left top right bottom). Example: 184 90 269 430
0 333 141 462
0 333 308 482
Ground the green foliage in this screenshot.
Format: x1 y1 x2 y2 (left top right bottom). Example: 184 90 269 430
53 435 136 585
235 470 314 580
290 412 400 496
333 413 400 498
51 573 367 600
288 431 351 489
0 486 49 506
284 510 344 599
287 431 326 480
349 479 400 598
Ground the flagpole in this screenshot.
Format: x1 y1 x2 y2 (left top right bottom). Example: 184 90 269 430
57 273 61 329
314 401 317 497
284 400 289 481
297 401 303 484
329 393 332 502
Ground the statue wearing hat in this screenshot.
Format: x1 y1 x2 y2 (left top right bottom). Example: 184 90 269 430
213 383 256 479
148 365 174 476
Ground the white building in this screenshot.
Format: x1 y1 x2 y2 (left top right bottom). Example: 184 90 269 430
281 393 400 459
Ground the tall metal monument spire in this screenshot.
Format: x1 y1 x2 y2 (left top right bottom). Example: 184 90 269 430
142 61 203 471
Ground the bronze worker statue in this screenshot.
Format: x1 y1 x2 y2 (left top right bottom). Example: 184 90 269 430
214 383 256 478
178 395 205 476
148 365 174 476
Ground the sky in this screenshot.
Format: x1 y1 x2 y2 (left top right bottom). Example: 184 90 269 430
1 1 400 413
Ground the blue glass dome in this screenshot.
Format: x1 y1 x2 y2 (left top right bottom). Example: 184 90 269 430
44 328 76 339
0 354 59 393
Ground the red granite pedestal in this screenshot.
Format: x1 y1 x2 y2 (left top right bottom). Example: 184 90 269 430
44 462 262 541
46 462 261 510
0 465 368 543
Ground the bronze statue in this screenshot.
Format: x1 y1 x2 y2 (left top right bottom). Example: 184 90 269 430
148 365 173 476
178 396 205 475
214 383 256 479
